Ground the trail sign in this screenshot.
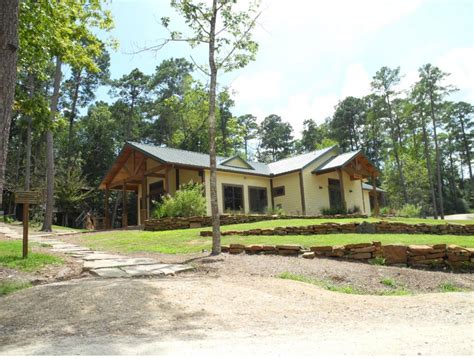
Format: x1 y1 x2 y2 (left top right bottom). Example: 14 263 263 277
15 191 41 258
15 191 41 204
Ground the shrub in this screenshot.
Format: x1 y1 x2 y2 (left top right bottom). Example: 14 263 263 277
347 205 360 214
265 206 285 216
321 207 347 215
152 183 206 218
396 204 421 218
369 256 386 266
379 207 393 216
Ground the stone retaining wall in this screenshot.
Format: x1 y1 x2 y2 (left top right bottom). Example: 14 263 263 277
200 221 474 237
222 242 474 272
144 214 367 231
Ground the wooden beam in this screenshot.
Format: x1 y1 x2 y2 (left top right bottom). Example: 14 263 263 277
337 169 347 210
175 168 180 191
141 175 147 225
104 187 110 229
372 173 379 216
134 155 145 175
299 170 306 215
360 181 366 214
122 182 128 228
145 164 168 176
165 167 170 194
270 178 275 209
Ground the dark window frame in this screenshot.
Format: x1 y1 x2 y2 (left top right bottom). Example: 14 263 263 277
222 183 245 213
272 186 285 197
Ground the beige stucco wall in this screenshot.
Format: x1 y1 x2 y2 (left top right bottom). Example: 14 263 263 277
363 190 371 215
272 172 303 215
221 157 251 168
179 168 202 187
204 170 271 215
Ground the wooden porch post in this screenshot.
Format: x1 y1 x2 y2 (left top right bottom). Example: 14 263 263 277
165 167 170 194
141 176 147 224
337 169 347 210
104 186 110 229
122 182 128 228
372 174 379 216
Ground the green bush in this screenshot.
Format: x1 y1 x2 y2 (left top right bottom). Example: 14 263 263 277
396 204 421 218
152 183 206 218
321 207 347 215
265 206 285 216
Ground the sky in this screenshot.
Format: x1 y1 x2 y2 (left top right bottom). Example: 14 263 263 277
97 0 474 138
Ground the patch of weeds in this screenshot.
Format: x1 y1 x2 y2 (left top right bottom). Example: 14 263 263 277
368 256 386 266
380 277 397 287
38 243 53 248
380 288 412 296
278 272 366 295
439 282 464 293
0 281 32 296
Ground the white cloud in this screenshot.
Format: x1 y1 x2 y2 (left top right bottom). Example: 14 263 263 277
341 63 372 98
230 70 282 103
436 47 474 102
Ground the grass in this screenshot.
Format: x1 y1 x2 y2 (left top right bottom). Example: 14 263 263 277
380 277 397 287
0 280 32 296
0 240 63 272
438 282 464 293
71 217 474 255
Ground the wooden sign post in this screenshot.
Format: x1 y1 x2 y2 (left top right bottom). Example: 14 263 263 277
14 191 41 259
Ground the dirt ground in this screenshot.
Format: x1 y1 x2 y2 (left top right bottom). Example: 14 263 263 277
2 233 474 355
0 275 473 356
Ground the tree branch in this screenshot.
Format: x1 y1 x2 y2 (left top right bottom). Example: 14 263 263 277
217 11 262 68
190 55 210 76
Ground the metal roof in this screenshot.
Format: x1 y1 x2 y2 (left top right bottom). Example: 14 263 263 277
268 146 336 175
313 150 361 174
127 142 336 177
362 183 386 192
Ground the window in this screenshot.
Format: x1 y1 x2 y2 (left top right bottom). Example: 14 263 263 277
248 187 268 213
223 184 244 212
273 186 285 197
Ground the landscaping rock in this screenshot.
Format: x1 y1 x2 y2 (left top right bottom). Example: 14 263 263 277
302 252 315 259
382 245 407 265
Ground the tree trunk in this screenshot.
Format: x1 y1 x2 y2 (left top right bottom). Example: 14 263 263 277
459 114 473 192
25 74 34 191
67 70 82 162
209 0 221 255
428 91 444 219
421 111 438 218
386 97 409 204
111 192 121 229
42 57 62 232
0 0 19 214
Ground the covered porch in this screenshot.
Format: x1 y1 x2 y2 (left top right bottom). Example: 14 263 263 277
99 144 204 229
312 150 381 215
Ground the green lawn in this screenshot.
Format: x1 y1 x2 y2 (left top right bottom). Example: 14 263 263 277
73 217 474 255
0 240 63 272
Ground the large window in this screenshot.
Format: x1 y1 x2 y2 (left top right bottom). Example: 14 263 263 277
328 178 342 210
223 184 244 212
249 187 268 213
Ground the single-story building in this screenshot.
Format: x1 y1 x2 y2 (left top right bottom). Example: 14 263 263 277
99 141 382 228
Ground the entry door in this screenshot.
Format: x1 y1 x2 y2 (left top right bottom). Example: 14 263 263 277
249 187 268 213
328 179 342 209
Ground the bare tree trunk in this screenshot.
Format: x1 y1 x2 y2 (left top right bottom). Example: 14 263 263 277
0 0 19 214
428 92 444 219
386 97 409 204
421 112 438 218
67 71 81 163
459 114 473 192
209 0 221 255
25 74 34 191
111 192 121 229
42 57 62 232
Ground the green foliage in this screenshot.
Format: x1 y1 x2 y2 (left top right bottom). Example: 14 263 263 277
321 207 348 215
153 183 206 218
369 256 386 266
379 207 392 216
258 114 294 162
0 281 32 296
397 204 422 218
438 282 464 293
265 206 285 216
380 278 397 287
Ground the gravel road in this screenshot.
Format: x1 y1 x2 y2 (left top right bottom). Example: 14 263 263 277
1 275 473 356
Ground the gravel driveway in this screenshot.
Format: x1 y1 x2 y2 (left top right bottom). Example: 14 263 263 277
1 274 473 355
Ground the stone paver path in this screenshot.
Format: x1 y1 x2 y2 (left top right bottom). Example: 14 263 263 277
0 224 192 278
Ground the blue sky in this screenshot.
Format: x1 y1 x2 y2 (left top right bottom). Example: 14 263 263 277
97 0 474 137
